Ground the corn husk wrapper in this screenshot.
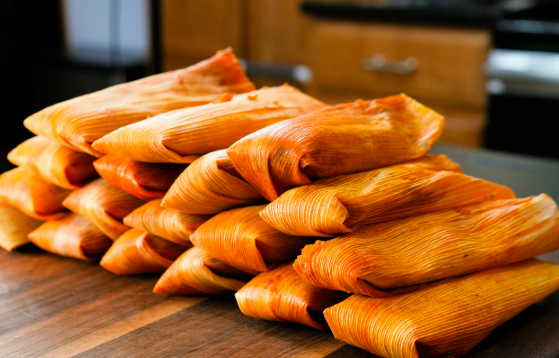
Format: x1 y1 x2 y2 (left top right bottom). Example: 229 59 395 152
261 155 515 237
162 150 264 214
24 48 255 156
0 202 42 251
227 94 445 201
0 167 72 221
235 262 350 330
100 228 189 275
92 85 326 163
191 205 316 275
28 213 112 261
8 136 98 189
93 155 186 201
63 178 145 240
295 194 559 297
154 246 252 295
325 259 559 358
124 199 211 246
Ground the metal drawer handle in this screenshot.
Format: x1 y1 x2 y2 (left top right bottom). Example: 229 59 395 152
362 54 418 75
238 59 314 85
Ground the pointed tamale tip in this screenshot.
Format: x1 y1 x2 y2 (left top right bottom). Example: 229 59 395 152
218 47 233 55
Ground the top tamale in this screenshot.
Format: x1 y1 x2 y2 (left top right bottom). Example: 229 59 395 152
91 85 326 163
23 48 255 156
227 94 445 201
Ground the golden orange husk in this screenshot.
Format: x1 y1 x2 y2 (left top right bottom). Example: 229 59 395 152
124 199 211 246
295 194 559 297
235 262 350 330
260 155 515 237
0 167 72 220
8 136 98 189
161 150 264 214
227 94 445 201
91 85 326 163
325 259 559 358
100 228 188 275
63 178 145 240
154 246 252 295
24 48 255 156
93 155 186 201
0 202 42 251
191 205 316 275
28 213 112 261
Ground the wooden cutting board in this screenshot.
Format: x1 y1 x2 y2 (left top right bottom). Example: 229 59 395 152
0 246 558 358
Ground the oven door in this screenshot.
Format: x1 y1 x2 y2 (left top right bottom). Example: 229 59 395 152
485 49 559 159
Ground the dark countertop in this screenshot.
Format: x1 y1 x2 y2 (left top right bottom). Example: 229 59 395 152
1 144 559 357
431 143 559 200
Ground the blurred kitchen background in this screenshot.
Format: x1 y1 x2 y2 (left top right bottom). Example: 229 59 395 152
2 0 559 172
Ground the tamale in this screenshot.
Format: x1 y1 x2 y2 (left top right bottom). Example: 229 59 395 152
92 85 326 163
8 136 97 189
124 199 211 246
154 246 252 295
161 150 264 214
260 155 515 237
28 213 112 261
0 167 71 220
100 228 189 275
235 263 350 330
0 202 42 251
227 94 445 201
93 155 186 201
24 48 255 156
63 178 145 240
295 194 559 297
325 259 559 358
190 205 316 274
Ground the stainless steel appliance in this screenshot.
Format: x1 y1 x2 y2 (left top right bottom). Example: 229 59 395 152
485 2 559 159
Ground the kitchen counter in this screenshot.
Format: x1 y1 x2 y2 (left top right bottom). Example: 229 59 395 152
1 144 559 357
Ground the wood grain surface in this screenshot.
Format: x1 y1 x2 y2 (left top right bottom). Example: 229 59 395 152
0 246 558 358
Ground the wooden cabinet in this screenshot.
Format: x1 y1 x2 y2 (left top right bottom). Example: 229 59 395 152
246 0 309 64
306 20 491 147
160 0 491 147
307 21 489 108
160 0 246 71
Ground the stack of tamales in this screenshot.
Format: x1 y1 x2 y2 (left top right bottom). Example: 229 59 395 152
3 47 559 358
